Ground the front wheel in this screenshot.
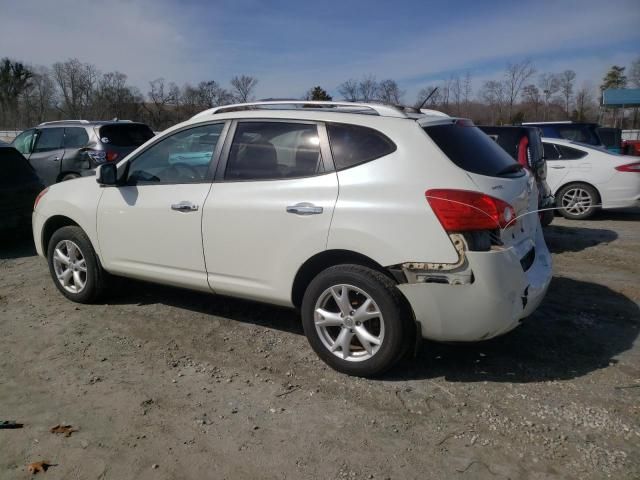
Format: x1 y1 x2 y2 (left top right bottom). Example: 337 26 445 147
47 226 108 303
556 184 599 220
301 264 411 377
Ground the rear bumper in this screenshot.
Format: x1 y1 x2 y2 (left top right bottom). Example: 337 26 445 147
398 227 552 342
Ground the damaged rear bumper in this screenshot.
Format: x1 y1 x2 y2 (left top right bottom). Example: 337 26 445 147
397 228 552 342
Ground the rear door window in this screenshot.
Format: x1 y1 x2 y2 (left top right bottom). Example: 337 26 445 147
327 124 396 170
225 122 322 180
424 122 523 177
33 128 64 152
64 127 89 148
99 124 155 147
543 143 561 160
556 145 587 160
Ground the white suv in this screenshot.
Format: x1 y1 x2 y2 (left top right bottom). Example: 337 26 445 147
32 101 552 376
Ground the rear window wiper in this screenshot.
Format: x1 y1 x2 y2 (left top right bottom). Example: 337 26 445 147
496 163 524 176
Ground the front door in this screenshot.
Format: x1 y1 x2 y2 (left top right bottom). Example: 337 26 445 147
29 128 65 186
97 122 227 291
202 120 339 306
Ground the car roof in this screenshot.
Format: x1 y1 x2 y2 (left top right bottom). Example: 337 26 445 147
541 137 609 153
184 101 454 128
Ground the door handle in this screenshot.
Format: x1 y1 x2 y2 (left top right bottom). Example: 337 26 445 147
550 166 566 169
286 202 323 215
171 201 199 212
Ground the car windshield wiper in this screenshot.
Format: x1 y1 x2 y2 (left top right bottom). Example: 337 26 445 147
496 163 524 176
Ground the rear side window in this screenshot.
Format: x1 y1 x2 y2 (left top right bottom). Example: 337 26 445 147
99 124 154 147
33 128 64 152
225 122 322 180
556 145 587 160
327 124 396 170
64 127 89 148
424 123 523 177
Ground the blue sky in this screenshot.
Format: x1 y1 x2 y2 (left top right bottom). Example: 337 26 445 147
1 0 638 102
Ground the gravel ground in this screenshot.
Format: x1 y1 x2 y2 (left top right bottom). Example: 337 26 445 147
1 211 639 480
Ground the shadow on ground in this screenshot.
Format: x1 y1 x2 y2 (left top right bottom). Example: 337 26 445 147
389 276 639 383
544 225 618 253
110 275 639 384
0 231 37 260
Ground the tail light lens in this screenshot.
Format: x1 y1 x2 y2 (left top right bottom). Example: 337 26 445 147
615 162 640 172
426 189 516 231
34 188 48 210
106 151 119 162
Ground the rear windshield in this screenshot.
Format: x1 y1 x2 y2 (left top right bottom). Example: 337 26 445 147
424 122 524 177
99 124 154 147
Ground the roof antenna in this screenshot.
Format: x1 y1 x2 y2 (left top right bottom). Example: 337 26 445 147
418 87 439 110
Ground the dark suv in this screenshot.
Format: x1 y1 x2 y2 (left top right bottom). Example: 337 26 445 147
522 122 603 147
11 120 154 186
479 125 555 226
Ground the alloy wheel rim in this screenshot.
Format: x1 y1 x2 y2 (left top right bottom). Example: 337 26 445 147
314 284 385 362
561 188 592 215
52 240 87 294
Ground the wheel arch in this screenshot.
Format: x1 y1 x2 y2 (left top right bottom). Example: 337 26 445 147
555 180 602 204
41 215 81 258
291 249 396 308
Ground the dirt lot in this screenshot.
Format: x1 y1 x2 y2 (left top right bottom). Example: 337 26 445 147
1 211 639 480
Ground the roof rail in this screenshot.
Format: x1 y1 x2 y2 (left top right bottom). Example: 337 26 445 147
191 101 408 120
38 120 90 126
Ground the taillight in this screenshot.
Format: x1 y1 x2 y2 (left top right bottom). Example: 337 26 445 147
34 188 48 210
426 189 516 231
106 151 119 162
615 162 640 172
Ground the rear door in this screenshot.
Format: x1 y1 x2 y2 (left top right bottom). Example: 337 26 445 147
543 142 570 192
202 120 338 306
29 127 65 185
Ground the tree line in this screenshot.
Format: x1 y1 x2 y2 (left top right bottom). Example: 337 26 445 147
1 56 639 131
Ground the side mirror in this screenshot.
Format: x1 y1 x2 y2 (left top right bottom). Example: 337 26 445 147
96 163 118 186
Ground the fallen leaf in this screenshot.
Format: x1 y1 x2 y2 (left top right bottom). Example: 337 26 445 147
50 424 78 437
27 461 53 474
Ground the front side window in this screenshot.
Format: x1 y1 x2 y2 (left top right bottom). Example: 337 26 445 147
225 122 322 180
327 123 396 170
64 127 89 148
12 129 36 155
127 123 224 184
33 128 64 153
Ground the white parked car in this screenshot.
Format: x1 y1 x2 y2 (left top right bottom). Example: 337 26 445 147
32 101 552 376
543 138 640 219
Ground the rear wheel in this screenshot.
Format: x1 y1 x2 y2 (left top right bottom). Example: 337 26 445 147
47 226 108 303
540 209 554 227
301 264 411 377
556 183 599 220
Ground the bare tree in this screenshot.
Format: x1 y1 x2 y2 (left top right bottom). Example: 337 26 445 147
462 71 472 114
376 79 403 104
358 74 378 102
450 75 462 115
338 79 359 101
52 58 98 118
522 84 542 119
144 78 179 129
479 80 506 124
415 86 441 108
197 80 233 107
230 75 258 103
504 59 535 122
94 71 142 119
538 73 560 120
559 69 576 118
0 58 33 126
22 66 55 125
574 84 594 122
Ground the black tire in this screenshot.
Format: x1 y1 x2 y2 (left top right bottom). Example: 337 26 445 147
47 226 108 303
540 209 554 227
556 183 599 220
301 264 412 377
60 173 80 182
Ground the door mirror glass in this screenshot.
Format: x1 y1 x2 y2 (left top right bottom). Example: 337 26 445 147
97 163 118 186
